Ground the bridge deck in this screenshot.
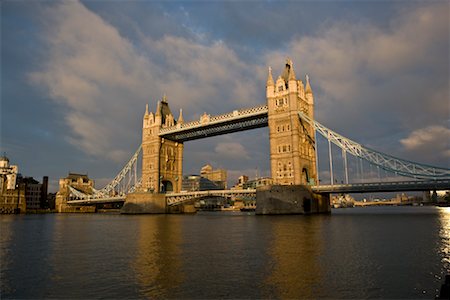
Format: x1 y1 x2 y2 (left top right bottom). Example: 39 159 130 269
312 180 450 193
66 180 449 205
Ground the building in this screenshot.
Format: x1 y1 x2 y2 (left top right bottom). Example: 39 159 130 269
232 175 249 190
243 177 273 189
231 175 273 190
200 164 227 189
55 173 96 212
0 155 26 213
266 59 317 185
142 96 184 193
181 175 223 192
18 176 49 210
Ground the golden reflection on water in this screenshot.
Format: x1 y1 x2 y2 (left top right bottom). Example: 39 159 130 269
265 217 324 298
132 215 183 298
438 207 450 271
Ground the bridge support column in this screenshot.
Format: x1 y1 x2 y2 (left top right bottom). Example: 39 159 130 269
255 185 330 215
121 192 166 214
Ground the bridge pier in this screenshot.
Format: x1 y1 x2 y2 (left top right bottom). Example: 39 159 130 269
255 185 330 215
121 192 166 214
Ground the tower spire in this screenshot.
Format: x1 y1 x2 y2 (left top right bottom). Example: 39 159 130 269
155 100 161 116
178 108 184 124
288 61 296 80
267 66 274 86
305 75 313 94
145 103 149 116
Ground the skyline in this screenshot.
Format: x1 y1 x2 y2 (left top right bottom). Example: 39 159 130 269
1 0 449 192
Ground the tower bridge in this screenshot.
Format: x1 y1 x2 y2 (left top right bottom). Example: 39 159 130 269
57 59 450 213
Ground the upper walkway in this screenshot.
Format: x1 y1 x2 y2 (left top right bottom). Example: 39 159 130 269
159 104 268 142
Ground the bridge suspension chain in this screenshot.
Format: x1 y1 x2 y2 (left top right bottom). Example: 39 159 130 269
298 112 450 180
95 144 142 197
69 145 142 200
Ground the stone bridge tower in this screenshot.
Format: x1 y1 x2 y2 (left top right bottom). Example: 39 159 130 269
142 96 184 193
267 59 317 185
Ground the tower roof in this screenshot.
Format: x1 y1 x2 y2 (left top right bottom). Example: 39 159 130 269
281 58 295 82
156 95 174 125
266 67 274 86
0 154 9 162
305 74 313 94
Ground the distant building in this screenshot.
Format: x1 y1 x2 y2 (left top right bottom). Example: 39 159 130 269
181 175 223 191
243 177 273 189
232 175 249 190
0 155 26 213
17 176 49 210
55 173 96 212
200 164 227 189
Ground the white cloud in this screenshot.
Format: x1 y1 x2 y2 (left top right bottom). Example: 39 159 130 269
400 126 450 162
265 2 448 116
30 1 262 164
264 2 449 166
28 0 448 178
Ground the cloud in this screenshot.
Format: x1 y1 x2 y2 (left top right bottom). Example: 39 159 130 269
25 0 448 182
30 1 155 162
29 1 262 164
215 142 249 160
264 2 449 166
400 126 450 163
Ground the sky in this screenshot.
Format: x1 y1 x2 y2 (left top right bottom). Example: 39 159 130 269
1 0 449 192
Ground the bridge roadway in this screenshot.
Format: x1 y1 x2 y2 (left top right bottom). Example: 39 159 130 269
66 180 449 206
312 179 450 194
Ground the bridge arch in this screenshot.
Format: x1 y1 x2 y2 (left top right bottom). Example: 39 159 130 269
302 168 310 185
161 180 173 193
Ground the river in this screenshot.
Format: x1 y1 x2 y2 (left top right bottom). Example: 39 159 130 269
1 206 449 299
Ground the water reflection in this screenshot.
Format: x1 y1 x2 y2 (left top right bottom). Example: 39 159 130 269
0 216 15 295
438 207 450 272
265 216 325 298
133 215 183 298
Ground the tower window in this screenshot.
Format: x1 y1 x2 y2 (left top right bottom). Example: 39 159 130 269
278 86 283 92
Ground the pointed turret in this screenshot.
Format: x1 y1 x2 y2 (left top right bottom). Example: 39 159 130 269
288 64 296 81
178 109 184 124
155 100 162 125
143 104 150 128
288 60 297 91
266 67 275 98
305 74 313 94
305 74 314 105
267 67 274 86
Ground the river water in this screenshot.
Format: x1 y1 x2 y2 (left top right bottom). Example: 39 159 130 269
1 206 449 299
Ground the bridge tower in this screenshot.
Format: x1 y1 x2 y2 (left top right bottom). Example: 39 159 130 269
267 59 317 185
142 96 184 193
